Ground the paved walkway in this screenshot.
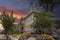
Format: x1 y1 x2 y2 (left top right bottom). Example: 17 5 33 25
0 34 6 40
0 34 18 40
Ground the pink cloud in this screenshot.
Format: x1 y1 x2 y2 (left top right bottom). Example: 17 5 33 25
0 5 26 19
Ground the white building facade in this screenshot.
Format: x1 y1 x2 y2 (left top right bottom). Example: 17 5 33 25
23 13 34 33
23 0 38 33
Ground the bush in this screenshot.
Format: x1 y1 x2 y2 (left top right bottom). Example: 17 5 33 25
38 34 54 40
18 32 31 40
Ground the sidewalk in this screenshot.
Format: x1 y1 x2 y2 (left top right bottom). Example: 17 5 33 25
0 34 6 40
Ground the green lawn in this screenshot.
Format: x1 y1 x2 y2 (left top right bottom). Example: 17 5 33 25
11 34 20 38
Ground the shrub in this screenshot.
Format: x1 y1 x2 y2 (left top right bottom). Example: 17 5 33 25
39 34 54 40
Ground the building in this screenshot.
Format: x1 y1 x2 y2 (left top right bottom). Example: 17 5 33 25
23 13 34 33
0 20 4 32
16 17 24 33
17 0 40 33
22 1 37 33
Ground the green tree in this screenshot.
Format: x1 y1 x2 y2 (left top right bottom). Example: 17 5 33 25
17 17 24 33
38 0 60 11
0 12 15 40
19 17 24 33
31 11 54 33
55 20 60 29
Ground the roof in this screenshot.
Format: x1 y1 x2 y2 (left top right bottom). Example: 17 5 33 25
23 11 39 20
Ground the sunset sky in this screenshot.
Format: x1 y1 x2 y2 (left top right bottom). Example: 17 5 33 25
0 0 60 19
0 0 30 19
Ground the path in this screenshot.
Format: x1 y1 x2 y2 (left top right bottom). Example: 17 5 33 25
0 34 6 40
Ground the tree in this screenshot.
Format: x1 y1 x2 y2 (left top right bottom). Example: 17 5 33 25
38 0 60 11
55 20 60 29
19 17 24 33
17 17 24 33
0 12 15 40
31 11 54 33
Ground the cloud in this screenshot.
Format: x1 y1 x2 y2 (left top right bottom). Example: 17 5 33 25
0 5 26 19
15 0 28 2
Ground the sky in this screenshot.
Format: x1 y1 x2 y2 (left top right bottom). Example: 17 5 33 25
0 0 30 19
0 0 60 19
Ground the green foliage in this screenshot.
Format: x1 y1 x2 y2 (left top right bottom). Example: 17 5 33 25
55 20 60 29
40 34 54 40
38 0 60 11
31 11 54 30
11 34 20 37
0 12 15 34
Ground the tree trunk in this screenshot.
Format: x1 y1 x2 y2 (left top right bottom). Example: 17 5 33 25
5 33 11 40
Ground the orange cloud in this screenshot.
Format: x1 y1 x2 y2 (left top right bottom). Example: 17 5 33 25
0 11 25 19
0 6 26 19
13 13 22 19
0 11 3 15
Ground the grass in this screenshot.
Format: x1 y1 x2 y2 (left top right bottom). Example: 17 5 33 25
11 34 20 38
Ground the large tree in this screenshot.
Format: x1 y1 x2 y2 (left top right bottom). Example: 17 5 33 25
31 11 54 33
55 20 60 29
0 12 15 40
38 0 60 11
